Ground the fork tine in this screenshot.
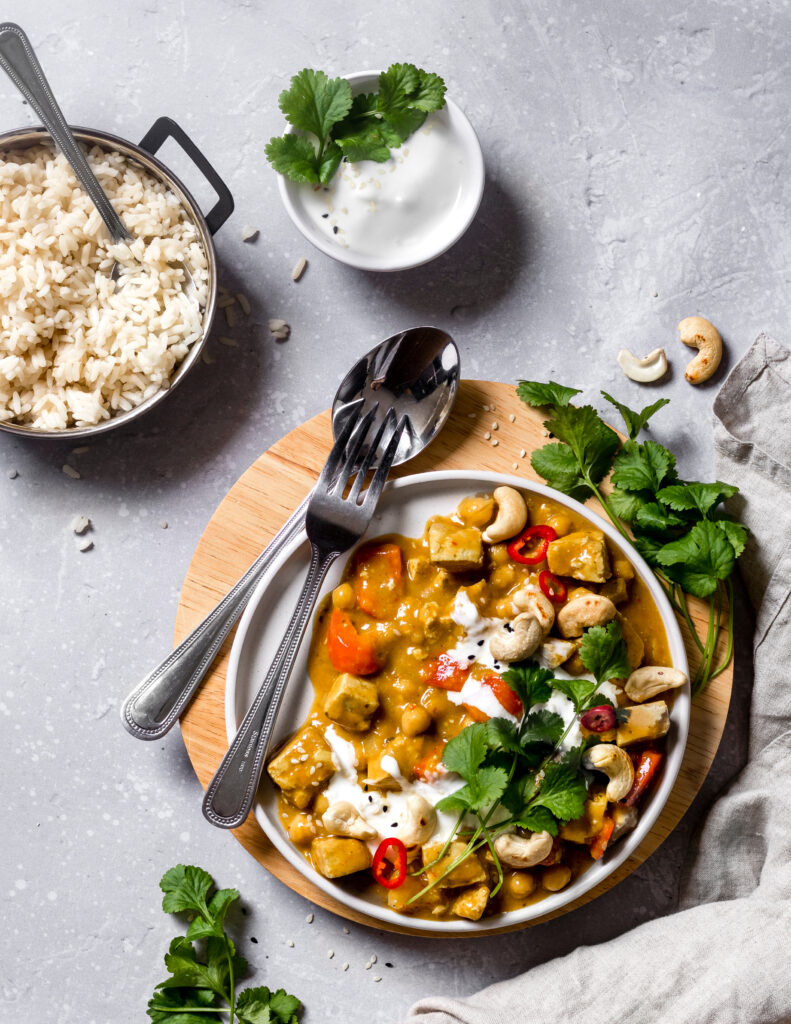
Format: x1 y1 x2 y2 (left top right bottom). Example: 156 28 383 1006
360 414 409 509
329 402 379 494
313 398 364 493
348 408 397 504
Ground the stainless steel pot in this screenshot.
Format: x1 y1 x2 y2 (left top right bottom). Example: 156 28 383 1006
0 117 234 439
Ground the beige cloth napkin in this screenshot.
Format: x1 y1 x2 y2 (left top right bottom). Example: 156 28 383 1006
405 333 791 1024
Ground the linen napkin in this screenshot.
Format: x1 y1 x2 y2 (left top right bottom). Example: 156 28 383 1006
404 333 791 1024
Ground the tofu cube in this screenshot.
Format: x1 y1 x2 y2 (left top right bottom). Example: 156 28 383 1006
325 673 379 731
428 522 483 571
387 875 448 915
422 841 487 888
616 701 670 746
600 576 630 605
451 883 491 921
311 836 372 878
267 727 334 803
560 787 609 843
546 530 612 583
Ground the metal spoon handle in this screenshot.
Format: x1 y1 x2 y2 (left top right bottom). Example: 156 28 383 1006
0 22 132 244
202 544 338 830
120 494 311 740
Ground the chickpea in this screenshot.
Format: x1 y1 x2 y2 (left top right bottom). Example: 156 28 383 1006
490 564 515 590
288 814 317 845
542 865 572 892
313 793 330 817
402 703 432 736
612 557 635 581
457 495 496 528
494 597 516 618
505 871 536 899
488 543 510 566
421 688 449 718
332 582 356 610
546 513 573 537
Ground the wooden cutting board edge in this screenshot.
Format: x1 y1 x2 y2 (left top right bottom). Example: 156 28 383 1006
177 379 733 938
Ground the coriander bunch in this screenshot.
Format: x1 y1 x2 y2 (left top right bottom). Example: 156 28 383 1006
265 63 446 185
517 381 746 694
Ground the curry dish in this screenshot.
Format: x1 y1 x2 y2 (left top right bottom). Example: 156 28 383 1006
267 486 685 921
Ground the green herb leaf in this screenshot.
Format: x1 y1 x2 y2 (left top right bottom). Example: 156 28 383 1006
410 69 447 111
517 804 559 836
545 404 621 485
264 135 322 185
160 865 214 917
530 443 589 501
608 486 652 523
185 886 239 940
611 439 676 493
716 519 748 558
147 985 218 1024
551 676 597 714
518 709 565 749
485 718 523 756
517 380 582 408
435 765 508 814
601 393 670 440
500 661 555 710
657 480 738 516
440 722 488 780
237 986 302 1024
655 520 735 597
633 502 688 537
579 620 632 684
530 761 588 823
630 532 665 567
278 69 353 139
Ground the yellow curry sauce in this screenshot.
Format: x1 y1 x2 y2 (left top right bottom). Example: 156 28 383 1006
268 490 674 921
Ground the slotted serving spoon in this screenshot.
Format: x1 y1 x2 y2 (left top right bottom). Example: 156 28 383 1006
0 22 197 299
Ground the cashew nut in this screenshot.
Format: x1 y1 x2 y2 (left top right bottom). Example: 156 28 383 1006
494 830 554 868
489 612 543 663
678 316 722 385
482 486 528 544
322 801 377 840
397 794 437 846
512 588 555 634
557 594 617 638
617 347 668 383
625 665 688 703
582 744 635 802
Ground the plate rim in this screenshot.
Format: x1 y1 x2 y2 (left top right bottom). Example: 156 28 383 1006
225 468 690 935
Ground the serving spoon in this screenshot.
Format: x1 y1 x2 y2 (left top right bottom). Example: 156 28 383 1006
0 22 197 299
121 325 460 740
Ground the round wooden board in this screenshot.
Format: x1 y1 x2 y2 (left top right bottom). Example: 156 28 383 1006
178 379 732 937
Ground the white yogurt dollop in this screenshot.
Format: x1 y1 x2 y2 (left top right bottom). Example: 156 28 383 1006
298 112 466 263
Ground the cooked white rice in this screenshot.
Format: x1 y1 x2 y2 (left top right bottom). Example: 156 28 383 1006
0 143 209 430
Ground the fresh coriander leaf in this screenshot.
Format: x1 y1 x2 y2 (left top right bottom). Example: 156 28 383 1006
264 135 321 185
551 676 597 714
518 710 565 749
546 404 621 485
440 722 488 780
579 620 632 684
655 520 735 597
515 804 559 836
147 986 218 1024
501 661 555 710
436 765 507 814
517 380 581 408
531 761 587 822
611 439 676 493
657 480 738 516
278 69 352 139
160 865 213 917
185 887 239 941
377 63 427 140
601 392 670 440
501 773 537 817
530 443 589 501
716 519 748 558
335 125 392 163
633 502 688 537
161 936 217 992
411 69 447 111
485 718 522 756
237 986 302 1024
608 486 652 523
382 105 427 144
317 141 343 184
631 532 666 567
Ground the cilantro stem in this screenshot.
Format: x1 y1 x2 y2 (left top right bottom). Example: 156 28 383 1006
149 1009 227 1015
411 809 467 877
708 578 734 681
226 937 236 1024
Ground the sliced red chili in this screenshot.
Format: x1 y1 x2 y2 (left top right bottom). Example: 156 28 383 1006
539 569 567 604
507 525 557 565
372 837 408 889
624 750 663 807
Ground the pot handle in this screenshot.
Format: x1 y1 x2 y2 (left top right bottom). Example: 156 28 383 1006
139 116 234 235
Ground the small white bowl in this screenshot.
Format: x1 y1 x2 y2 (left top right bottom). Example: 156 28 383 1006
277 70 485 272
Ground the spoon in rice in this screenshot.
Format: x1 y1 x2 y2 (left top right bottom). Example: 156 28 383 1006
0 23 198 302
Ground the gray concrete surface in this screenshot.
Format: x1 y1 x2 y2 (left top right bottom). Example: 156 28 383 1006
0 1 786 1021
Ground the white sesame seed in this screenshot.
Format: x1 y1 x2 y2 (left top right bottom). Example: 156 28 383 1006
268 318 291 342
509 413 516 422
490 403 496 411
512 463 518 470
365 962 372 970
7 469 18 479
218 336 238 347
306 912 314 923
287 940 294 947
467 412 476 418
241 224 259 242
482 404 490 412
71 515 90 535
328 950 335 959
291 257 308 282
202 350 214 365
160 520 168 529
62 464 80 479
373 976 382 982
520 449 526 458
343 927 350 934
491 439 499 447
484 431 491 440
343 962 350 972
79 539 93 552
236 292 251 316
492 421 499 430
370 954 377 964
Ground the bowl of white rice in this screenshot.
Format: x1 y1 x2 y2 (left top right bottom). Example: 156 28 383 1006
0 118 234 437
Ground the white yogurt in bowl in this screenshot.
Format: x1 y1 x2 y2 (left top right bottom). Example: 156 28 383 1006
278 70 485 272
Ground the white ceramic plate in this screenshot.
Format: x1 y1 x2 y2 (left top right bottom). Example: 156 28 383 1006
226 470 690 935
278 70 485 272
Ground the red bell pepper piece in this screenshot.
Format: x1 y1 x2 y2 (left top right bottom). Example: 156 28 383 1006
539 569 567 604
422 652 470 692
507 525 557 565
624 750 664 807
590 815 615 860
372 837 408 889
326 608 380 675
482 673 524 718
413 742 446 781
353 541 403 618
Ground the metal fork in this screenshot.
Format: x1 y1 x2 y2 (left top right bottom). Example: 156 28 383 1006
202 404 408 829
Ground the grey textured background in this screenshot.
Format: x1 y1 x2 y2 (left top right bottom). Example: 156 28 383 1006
0 1 785 1022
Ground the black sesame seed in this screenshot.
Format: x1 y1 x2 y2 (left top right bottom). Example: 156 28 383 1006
385 962 394 968
368 794 373 802
382 805 388 812
332 226 339 234
391 822 398 827
467 654 475 661
250 936 258 944
477 640 484 647
241 907 248 916
321 213 329 218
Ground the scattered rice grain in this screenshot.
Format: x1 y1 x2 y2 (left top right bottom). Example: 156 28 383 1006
217 295 236 308
520 449 526 458
291 257 307 282
306 912 314 923
62 465 81 479
71 445 90 455
218 336 238 348
160 520 168 529
492 421 499 430
8 468 18 479
484 431 491 440
241 224 259 242
79 539 93 552
509 413 516 422
236 292 251 316
491 439 499 447
71 515 91 535
268 319 291 342
287 940 294 947
202 350 214 365
343 962 350 972
224 305 237 328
